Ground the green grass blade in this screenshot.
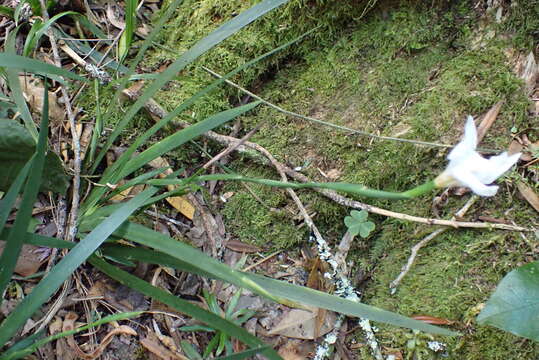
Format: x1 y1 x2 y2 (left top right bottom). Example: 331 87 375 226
0 81 50 300
89 256 282 360
93 26 316 180
118 0 137 62
81 102 260 216
0 159 32 230
23 11 79 56
120 102 261 179
0 53 86 82
8 231 457 336
5 27 38 140
104 222 457 335
92 0 289 171
180 341 204 360
0 312 141 360
0 186 158 347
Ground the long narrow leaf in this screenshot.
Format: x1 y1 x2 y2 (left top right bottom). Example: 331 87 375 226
92 0 289 171
89 256 282 360
81 102 260 216
95 26 316 181
5 28 38 140
0 159 32 230
0 186 158 347
8 231 457 336
1 312 141 360
0 81 50 300
0 53 86 82
118 0 137 62
24 11 79 56
105 222 457 335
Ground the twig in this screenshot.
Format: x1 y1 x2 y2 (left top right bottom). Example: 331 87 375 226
119 84 529 232
202 123 262 169
389 196 478 293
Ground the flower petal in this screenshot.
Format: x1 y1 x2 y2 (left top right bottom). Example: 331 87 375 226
476 152 521 184
448 116 477 161
452 170 499 196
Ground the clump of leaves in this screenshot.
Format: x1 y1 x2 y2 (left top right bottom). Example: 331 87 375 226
180 289 256 358
344 210 375 238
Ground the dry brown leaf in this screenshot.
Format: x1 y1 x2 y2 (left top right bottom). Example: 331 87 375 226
19 76 65 124
63 311 138 360
225 239 261 253
0 243 48 276
268 307 335 340
278 340 313 360
411 315 456 325
517 182 539 213
519 51 538 95
477 101 503 142
148 157 195 220
140 333 187 360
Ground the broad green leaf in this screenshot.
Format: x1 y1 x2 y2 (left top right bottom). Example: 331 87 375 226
477 261 539 341
0 159 32 230
0 53 86 82
0 186 158 347
0 120 69 194
89 256 282 360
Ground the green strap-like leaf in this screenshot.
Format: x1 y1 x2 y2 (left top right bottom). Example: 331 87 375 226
0 53 86 82
89 256 282 360
92 0 290 171
0 186 158 347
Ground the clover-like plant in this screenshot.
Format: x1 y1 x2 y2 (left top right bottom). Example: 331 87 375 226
344 210 376 238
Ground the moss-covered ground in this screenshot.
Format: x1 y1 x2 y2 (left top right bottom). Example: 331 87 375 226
135 0 539 358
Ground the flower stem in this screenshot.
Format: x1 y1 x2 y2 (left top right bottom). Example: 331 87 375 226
401 180 436 198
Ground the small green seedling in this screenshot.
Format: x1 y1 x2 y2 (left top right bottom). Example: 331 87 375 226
344 210 375 238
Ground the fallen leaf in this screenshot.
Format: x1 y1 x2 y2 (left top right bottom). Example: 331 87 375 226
148 157 195 220
64 312 138 360
140 332 186 360
278 340 313 360
517 182 539 213
19 75 65 124
225 239 261 253
412 315 455 325
477 101 503 142
0 242 48 276
268 307 335 340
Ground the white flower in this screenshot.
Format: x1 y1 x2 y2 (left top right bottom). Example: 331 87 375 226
434 116 521 196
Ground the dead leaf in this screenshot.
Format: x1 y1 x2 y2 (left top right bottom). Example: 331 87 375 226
411 315 455 325
0 242 48 276
517 182 539 213
19 76 65 124
225 239 261 253
63 312 138 360
268 307 336 340
278 340 314 360
148 157 195 220
477 101 503 143
519 51 538 95
140 332 187 360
